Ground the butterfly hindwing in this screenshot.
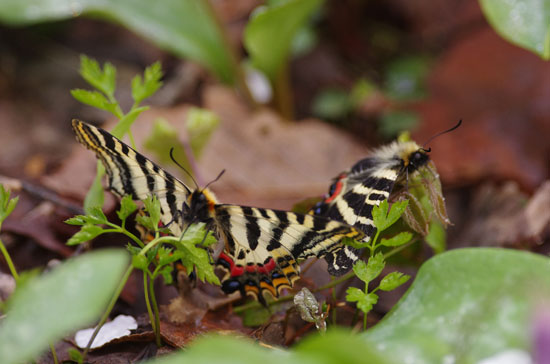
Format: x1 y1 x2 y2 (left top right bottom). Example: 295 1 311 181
214 205 364 301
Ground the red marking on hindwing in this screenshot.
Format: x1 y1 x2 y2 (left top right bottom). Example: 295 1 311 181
219 252 277 277
324 174 345 203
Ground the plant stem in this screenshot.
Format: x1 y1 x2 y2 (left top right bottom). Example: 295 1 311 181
82 264 134 361
273 63 294 120
0 238 19 282
148 276 162 347
143 271 156 334
49 343 59 364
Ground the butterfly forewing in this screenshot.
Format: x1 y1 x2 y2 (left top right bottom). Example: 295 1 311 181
72 119 190 235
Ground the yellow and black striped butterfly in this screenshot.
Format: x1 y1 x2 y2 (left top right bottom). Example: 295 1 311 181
72 120 364 303
310 140 432 255
310 119 461 244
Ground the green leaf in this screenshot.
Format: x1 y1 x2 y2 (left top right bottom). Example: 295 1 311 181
186 107 220 159
64 216 87 226
70 89 118 114
240 307 272 327
176 224 219 284
84 162 105 213
373 199 408 232
132 61 163 105
0 185 18 224
67 224 104 246
365 253 385 283
381 231 413 247
364 248 550 363
132 254 149 270
378 271 410 291
345 287 365 302
87 206 108 225
357 292 378 314
0 250 129 364
68 348 84 364
158 249 184 266
244 0 323 81
0 1 237 84
117 195 138 221
159 265 174 285
78 55 116 99
425 221 446 255
352 260 370 283
143 196 161 228
480 0 550 60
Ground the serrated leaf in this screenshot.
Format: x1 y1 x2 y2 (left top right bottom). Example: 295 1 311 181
352 260 370 284
0 250 128 364
79 55 116 98
365 253 385 283
159 249 184 266
87 206 108 225
357 292 378 314
244 0 323 81
372 199 389 230
346 287 365 302
143 196 161 228
70 89 118 114
67 224 104 246
132 61 163 105
383 200 409 231
379 271 410 291
126 244 141 256
117 195 138 221
381 232 413 247
136 214 155 232
159 265 174 285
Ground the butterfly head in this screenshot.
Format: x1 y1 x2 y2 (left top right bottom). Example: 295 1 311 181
183 189 217 225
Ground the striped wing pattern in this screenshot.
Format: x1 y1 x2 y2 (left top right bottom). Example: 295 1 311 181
215 205 364 300
72 120 190 235
72 119 365 302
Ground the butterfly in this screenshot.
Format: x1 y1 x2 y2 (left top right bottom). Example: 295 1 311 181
310 140 432 251
310 120 461 243
72 119 364 303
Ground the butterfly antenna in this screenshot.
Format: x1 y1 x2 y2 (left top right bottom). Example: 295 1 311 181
422 119 462 149
203 169 226 191
170 148 199 190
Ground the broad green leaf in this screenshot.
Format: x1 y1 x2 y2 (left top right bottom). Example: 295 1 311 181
378 272 410 291
117 195 138 221
480 0 550 60
384 200 409 230
372 199 389 229
67 224 104 246
380 231 413 247
144 330 391 364
244 0 323 81
0 0 236 83
365 253 385 283
131 61 163 105
70 89 118 114
176 224 219 284
364 248 550 363
0 250 129 364
87 206 108 225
